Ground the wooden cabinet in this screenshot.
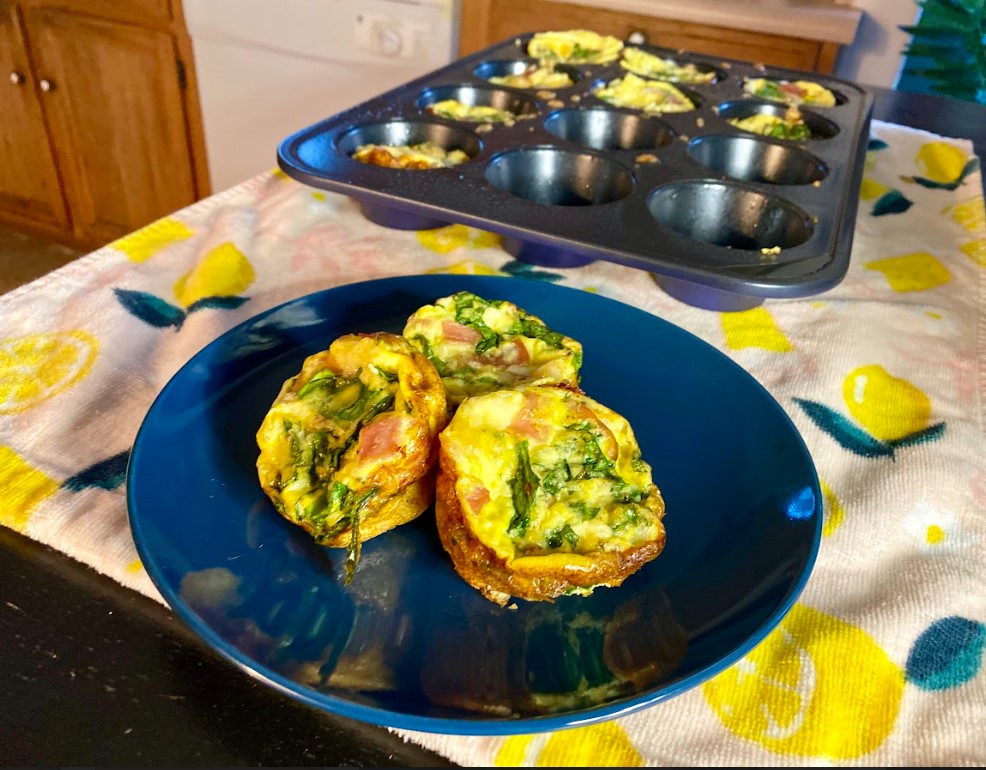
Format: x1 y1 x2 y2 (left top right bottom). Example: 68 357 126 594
0 4 68 231
0 0 208 249
459 0 843 75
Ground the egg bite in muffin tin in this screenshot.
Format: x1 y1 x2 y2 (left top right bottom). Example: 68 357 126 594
278 30 872 311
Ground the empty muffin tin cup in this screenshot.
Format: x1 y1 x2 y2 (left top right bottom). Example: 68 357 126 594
485 146 636 268
337 119 483 230
688 134 827 185
485 146 635 207
647 179 814 310
544 107 674 151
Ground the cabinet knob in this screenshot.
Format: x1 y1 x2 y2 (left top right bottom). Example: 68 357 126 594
9 71 25 85
626 30 648 45
39 78 54 92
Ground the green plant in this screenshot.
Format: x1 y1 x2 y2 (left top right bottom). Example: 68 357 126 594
899 0 986 103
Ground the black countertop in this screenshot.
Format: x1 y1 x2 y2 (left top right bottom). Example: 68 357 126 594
2 84 985 768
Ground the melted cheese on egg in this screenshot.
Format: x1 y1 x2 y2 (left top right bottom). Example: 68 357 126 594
440 386 665 563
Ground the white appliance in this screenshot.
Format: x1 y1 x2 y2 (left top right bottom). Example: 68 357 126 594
184 0 460 192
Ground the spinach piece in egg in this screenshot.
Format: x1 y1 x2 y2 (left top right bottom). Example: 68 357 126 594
508 440 539 538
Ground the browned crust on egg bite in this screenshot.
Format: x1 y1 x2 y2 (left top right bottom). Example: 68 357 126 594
434 385 666 605
435 460 665 605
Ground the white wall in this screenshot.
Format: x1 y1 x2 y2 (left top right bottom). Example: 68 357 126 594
834 0 921 88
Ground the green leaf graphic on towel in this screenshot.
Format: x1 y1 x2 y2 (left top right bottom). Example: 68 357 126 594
114 289 187 329
794 364 945 458
906 616 986 691
63 448 131 491
114 289 250 329
871 190 913 216
501 260 564 282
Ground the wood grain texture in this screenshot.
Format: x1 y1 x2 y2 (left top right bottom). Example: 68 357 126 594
22 6 197 243
458 0 836 73
0 3 69 229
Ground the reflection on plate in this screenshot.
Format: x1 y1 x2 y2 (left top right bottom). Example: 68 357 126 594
127 275 822 735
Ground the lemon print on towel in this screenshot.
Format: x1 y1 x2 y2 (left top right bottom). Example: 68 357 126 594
722 307 793 352
902 140 980 190
495 722 642 767
942 195 986 267
704 604 904 760
0 446 59 533
114 242 254 330
861 138 912 216
417 224 500 254
110 217 194 263
865 252 951 292
0 330 98 415
793 365 945 458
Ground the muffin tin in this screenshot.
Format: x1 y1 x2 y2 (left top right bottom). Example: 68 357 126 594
277 32 873 311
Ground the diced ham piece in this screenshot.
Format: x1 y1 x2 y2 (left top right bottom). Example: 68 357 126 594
442 321 482 344
358 413 404 461
509 392 549 441
464 484 490 515
779 82 806 98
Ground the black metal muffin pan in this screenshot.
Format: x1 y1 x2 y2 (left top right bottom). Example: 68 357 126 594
277 32 873 311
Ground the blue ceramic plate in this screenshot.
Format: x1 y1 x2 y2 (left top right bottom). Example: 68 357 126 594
127 274 822 735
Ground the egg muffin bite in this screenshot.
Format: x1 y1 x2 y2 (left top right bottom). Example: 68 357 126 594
743 77 836 107
402 291 583 409
256 332 447 582
352 141 469 169
435 385 667 606
728 105 811 140
487 62 574 89
527 29 623 64
593 73 695 114
620 47 716 84
427 100 516 124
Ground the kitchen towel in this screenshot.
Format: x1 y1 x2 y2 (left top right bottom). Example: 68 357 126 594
1 119 984 766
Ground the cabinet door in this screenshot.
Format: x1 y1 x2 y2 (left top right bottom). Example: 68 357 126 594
0 4 69 229
23 7 196 244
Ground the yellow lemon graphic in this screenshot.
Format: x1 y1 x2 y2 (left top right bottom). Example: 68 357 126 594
173 242 255 308
418 224 501 254
0 446 59 532
111 217 194 263
721 307 793 352
819 480 845 537
426 259 505 276
914 141 969 185
960 239 986 267
495 723 643 767
0 330 99 415
703 604 904 760
859 177 890 201
843 364 931 442
942 195 985 232
864 252 950 292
